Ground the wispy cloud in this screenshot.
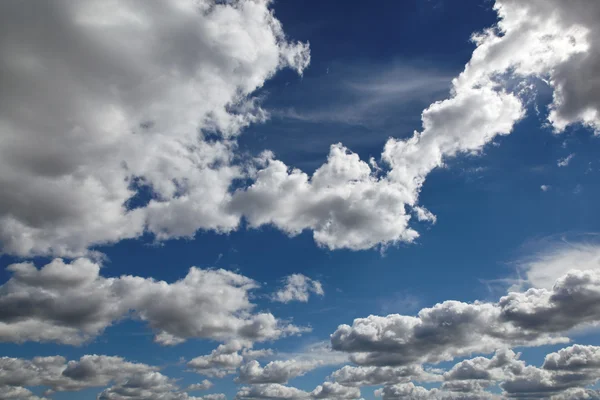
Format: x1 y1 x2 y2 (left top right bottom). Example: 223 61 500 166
271 62 452 127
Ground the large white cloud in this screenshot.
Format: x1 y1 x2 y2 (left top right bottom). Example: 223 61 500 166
0 0 309 257
0 258 306 345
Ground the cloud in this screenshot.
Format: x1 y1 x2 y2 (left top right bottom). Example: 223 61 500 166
230 143 420 250
237 360 322 384
541 185 551 192
330 365 442 387
233 0 600 252
374 382 500 400
3 0 600 257
557 154 575 167
273 62 452 127
187 341 275 378
186 380 214 392
235 382 361 400
0 354 205 399
310 382 361 400
0 0 309 257
0 258 306 345
236 384 311 400
372 345 600 399
515 240 600 289
272 274 324 303
331 269 600 367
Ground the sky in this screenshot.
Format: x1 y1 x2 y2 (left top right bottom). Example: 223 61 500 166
1 0 600 399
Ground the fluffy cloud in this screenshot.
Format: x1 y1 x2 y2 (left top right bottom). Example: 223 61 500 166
229 144 420 251
0 258 305 345
374 382 499 400
235 382 361 400
330 364 441 387
0 354 206 399
331 269 600 366
310 382 361 400
187 380 214 392
0 0 309 257
187 341 275 378
236 383 311 400
3 0 600 257
272 274 324 303
368 344 600 399
237 360 322 384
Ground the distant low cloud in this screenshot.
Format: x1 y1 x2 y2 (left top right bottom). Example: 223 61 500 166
0 354 213 400
331 269 600 366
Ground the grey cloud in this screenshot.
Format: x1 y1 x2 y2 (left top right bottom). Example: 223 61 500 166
331 270 600 367
330 364 442 387
0 354 200 399
237 360 322 384
0 0 308 258
0 258 306 345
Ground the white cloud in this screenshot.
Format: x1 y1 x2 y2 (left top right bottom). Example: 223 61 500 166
230 143 420 251
516 240 600 289
0 258 306 345
272 274 324 303
2 0 600 256
558 154 575 167
0 0 309 257
541 185 551 192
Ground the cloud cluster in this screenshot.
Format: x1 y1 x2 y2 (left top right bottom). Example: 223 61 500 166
272 274 324 303
235 382 361 400
231 0 600 252
0 258 305 345
187 341 273 378
370 344 600 399
331 269 600 367
2 0 600 258
0 354 220 400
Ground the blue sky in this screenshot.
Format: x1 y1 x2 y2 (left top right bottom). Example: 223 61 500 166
1 1 600 399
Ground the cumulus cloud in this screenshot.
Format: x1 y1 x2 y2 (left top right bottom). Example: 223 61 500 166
372 344 600 399
187 341 276 378
229 143 421 251
3 0 600 257
237 360 322 384
235 382 361 400
0 0 309 257
330 364 442 387
0 258 306 345
272 274 324 303
231 0 600 251
236 383 311 400
187 380 214 392
331 269 600 367
0 354 204 399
